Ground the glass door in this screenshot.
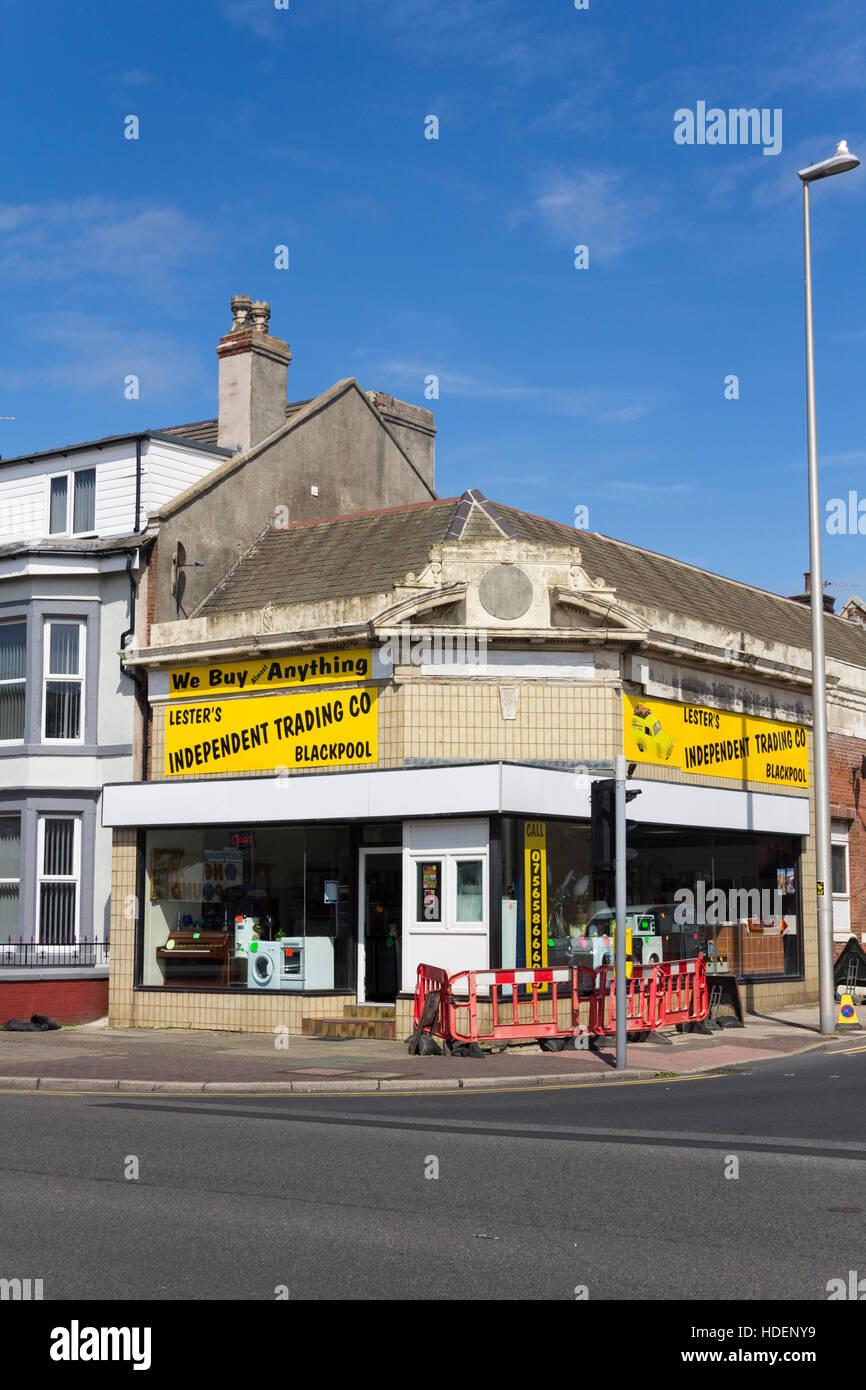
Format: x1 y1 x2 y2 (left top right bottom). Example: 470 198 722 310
359 849 402 1002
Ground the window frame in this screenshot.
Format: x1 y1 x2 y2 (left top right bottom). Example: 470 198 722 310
42 619 86 744
0 619 27 745
36 813 81 947
45 466 97 538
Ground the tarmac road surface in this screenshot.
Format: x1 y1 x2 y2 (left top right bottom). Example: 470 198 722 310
0 1045 863 1300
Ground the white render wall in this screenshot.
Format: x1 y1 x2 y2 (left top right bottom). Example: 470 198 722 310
0 436 228 544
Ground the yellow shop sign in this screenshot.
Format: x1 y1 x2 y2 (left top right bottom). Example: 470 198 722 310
168 647 372 697
524 820 548 984
165 688 378 776
623 694 809 788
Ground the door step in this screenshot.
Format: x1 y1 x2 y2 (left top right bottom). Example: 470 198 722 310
302 1013 397 1041
346 1004 396 1020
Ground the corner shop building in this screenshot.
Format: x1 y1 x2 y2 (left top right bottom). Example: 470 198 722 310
103 491 866 1036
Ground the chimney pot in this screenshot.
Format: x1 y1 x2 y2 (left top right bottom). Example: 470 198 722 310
229 294 253 332
250 301 271 334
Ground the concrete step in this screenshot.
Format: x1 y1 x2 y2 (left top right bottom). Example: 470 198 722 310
344 1004 396 1020
302 1015 397 1040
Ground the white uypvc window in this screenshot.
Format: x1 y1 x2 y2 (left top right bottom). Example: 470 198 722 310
0 621 26 741
43 620 85 741
37 816 80 946
831 821 851 941
47 467 96 536
0 815 21 940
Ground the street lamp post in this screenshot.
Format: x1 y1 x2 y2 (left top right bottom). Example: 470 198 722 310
798 140 860 1036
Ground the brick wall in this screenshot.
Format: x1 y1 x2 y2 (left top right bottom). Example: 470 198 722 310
829 729 866 944
0 978 108 1026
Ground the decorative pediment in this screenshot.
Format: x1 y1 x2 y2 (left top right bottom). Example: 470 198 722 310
551 584 648 638
372 581 468 631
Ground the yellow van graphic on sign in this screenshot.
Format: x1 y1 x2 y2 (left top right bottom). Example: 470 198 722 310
629 701 674 762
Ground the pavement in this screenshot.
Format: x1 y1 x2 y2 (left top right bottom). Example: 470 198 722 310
0 1002 863 1092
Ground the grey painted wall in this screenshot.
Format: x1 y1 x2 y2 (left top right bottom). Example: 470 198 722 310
153 382 437 625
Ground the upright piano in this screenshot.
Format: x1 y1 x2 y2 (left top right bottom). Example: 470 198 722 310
156 930 232 989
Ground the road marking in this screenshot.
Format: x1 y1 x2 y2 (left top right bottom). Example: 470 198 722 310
827 1044 866 1055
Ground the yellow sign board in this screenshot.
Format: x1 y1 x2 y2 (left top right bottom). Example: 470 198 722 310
524 821 548 983
168 647 372 698
165 688 378 776
623 694 809 788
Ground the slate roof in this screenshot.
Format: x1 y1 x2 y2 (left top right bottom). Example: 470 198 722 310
196 492 866 667
160 402 312 447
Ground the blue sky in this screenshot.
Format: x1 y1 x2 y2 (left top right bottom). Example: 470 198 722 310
1 0 865 602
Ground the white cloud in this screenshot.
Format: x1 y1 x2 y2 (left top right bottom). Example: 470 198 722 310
0 198 214 288
527 169 660 264
0 316 208 400
362 357 659 424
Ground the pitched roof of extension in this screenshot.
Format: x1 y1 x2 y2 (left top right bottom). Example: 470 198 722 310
149 378 437 523
196 490 866 667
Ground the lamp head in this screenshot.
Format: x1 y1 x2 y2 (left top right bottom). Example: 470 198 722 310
799 140 860 183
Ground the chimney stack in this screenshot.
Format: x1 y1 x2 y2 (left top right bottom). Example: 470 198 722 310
788 571 835 613
217 295 292 453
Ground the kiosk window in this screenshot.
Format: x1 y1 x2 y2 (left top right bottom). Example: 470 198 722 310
417 862 441 922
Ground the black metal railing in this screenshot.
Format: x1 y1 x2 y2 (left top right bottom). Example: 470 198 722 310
0 939 110 968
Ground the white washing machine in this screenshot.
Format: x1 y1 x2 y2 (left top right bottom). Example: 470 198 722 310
247 939 281 990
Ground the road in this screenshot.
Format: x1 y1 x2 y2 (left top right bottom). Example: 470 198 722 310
1 1045 864 1300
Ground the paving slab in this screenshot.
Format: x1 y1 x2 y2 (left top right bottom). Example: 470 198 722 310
0 1006 861 1094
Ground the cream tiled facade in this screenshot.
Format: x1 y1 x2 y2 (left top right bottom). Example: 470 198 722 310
108 667 819 1030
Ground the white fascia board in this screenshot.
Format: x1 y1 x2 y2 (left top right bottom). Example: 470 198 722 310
0 553 133 580
102 762 809 835
627 777 809 835
103 764 505 827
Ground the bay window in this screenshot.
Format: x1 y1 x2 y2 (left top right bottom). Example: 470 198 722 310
43 620 84 741
0 622 26 741
38 815 80 945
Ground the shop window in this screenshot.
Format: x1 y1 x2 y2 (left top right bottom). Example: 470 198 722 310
0 622 26 741
43 621 84 741
38 816 80 945
499 818 593 970
499 818 803 981
141 824 354 992
0 815 21 938
48 468 96 536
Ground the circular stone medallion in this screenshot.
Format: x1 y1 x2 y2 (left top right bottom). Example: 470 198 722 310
478 564 533 620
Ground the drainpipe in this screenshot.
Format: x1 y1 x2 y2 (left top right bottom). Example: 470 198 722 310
120 548 149 780
134 436 143 533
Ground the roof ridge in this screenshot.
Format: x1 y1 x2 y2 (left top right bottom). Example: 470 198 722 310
280 496 458 532
494 500 855 623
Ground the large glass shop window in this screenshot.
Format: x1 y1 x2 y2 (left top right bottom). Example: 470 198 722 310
142 825 353 991
499 818 802 981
